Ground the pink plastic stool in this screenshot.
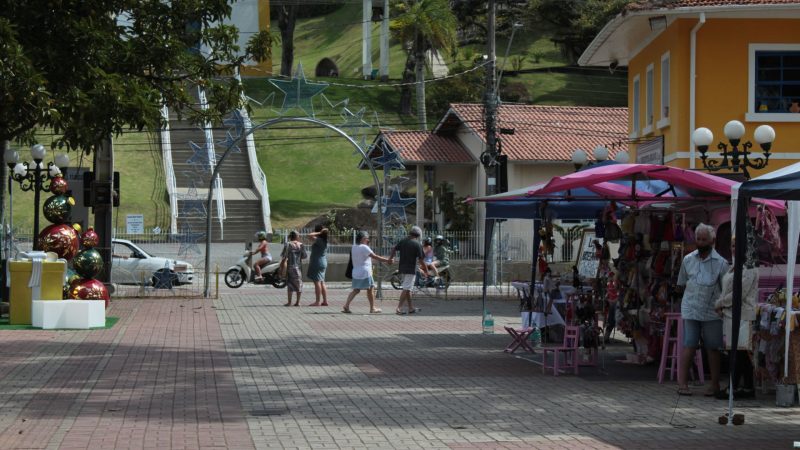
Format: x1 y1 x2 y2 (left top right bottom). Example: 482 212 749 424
657 313 704 384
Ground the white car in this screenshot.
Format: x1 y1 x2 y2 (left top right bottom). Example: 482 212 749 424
111 239 194 286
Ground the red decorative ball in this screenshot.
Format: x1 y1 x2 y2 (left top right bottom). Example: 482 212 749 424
68 278 110 307
81 227 100 248
38 223 80 260
50 176 68 195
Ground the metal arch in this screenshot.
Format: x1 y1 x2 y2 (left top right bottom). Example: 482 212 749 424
203 116 383 297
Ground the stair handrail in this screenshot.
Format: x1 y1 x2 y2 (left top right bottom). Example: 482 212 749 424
239 105 273 233
159 104 179 235
197 86 226 239
236 70 272 233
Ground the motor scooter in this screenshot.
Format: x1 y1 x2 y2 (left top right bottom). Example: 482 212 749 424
390 265 451 291
224 242 286 289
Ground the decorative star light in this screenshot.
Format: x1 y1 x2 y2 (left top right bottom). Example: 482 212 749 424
176 178 202 200
371 146 405 171
216 130 241 154
186 141 217 174
176 226 204 256
269 63 329 117
179 199 207 218
320 93 349 113
353 136 371 158
216 110 247 154
222 109 246 136
339 107 372 141
381 185 415 222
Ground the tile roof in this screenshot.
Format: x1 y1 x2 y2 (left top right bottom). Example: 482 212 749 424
444 103 629 162
627 0 800 11
377 130 475 165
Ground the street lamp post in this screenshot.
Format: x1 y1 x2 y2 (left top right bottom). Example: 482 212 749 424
692 120 775 179
4 144 69 250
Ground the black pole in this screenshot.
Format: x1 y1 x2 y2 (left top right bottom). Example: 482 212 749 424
481 219 495 323
729 194 748 420
32 162 42 250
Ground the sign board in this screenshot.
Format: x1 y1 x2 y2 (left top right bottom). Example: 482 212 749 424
576 229 599 280
126 214 144 234
636 136 664 164
576 229 620 280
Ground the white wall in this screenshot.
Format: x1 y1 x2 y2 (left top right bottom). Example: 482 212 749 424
227 0 261 65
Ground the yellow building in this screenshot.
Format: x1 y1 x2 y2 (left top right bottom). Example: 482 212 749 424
229 0 272 76
579 0 800 178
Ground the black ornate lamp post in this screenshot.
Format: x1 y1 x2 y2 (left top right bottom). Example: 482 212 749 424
4 144 70 250
692 120 775 179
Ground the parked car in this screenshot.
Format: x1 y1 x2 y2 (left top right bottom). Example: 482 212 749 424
111 239 194 287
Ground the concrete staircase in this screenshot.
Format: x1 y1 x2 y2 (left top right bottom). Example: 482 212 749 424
164 88 265 242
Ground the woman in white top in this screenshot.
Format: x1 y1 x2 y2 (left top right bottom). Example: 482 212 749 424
342 231 391 314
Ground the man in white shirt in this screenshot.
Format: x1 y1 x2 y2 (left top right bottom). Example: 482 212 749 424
676 223 729 396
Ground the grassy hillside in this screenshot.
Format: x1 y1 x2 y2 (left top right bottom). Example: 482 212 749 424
8 131 166 233
269 4 410 78
8 8 626 234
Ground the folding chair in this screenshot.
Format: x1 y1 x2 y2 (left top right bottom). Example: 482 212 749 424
503 326 535 354
542 325 580 376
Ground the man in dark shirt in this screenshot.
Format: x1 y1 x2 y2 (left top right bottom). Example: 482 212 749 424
388 226 427 315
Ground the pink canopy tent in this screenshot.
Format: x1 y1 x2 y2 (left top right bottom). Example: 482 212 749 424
472 163 784 210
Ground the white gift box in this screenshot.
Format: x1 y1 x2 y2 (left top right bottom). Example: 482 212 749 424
31 300 105 329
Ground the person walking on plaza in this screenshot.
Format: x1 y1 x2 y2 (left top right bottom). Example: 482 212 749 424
676 223 729 396
389 226 426 315
306 225 329 306
342 231 391 314
281 231 307 306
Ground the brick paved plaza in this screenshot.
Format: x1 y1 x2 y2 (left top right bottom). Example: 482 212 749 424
0 286 797 449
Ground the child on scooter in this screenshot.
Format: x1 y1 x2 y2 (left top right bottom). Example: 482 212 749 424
252 231 272 281
422 237 439 281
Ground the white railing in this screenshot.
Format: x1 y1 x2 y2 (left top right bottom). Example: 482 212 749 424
237 70 272 234
241 107 272 233
197 86 226 239
159 104 179 235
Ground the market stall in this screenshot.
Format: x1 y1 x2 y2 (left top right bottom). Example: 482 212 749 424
731 162 800 416
473 163 784 366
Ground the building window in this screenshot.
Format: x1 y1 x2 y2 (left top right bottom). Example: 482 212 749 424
632 74 641 137
755 51 800 112
644 64 654 134
748 43 800 122
659 52 670 128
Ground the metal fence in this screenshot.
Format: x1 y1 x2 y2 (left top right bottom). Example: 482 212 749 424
4 225 586 300
268 227 583 264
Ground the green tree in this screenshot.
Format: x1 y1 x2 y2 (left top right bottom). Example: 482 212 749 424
390 0 457 129
527 0 633 64
425 61 484 121
0 0 273 150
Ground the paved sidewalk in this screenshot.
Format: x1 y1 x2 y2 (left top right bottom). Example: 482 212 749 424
0 287 797 449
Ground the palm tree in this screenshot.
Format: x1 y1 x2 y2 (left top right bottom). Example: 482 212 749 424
391 0 457 130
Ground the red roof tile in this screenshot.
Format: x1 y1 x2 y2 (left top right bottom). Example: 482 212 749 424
627 0 799 11
378 130 475 164
444 103 628 162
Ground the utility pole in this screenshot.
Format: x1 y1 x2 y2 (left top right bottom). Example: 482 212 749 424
483 0 498 289
94 137 114 287
483 0 498 195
